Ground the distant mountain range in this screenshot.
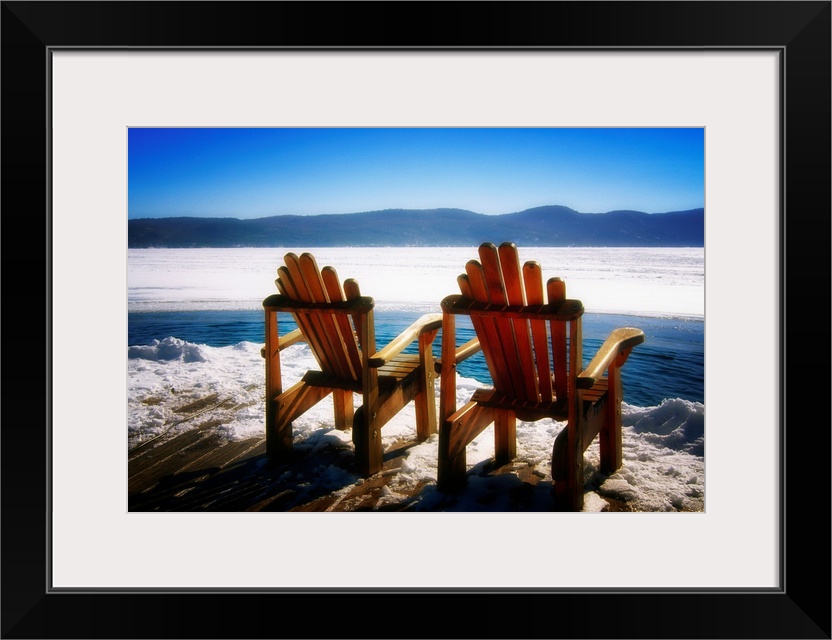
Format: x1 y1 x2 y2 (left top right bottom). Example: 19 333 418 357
127 205 704 248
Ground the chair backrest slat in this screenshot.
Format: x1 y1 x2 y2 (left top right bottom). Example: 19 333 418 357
522 261 554 402
321 265 363 378
547 277 569 402
342 278 367 355
478 243 530 401
458 273 505 393
298 253 356 380
464 257 516 397
276 265 331 373
343 278 361 300
498 243 539 402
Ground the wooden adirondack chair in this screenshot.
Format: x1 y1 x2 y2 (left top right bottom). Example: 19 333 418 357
262 252 443 476
437 242 644 511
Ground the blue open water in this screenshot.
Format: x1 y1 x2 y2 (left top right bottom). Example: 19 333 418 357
128 310 703 408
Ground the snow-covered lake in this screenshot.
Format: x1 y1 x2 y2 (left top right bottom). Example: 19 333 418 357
128 246 704 318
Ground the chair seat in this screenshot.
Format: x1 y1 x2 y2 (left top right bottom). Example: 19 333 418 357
469 377 608 422
377 353 422 390
301 353 422 394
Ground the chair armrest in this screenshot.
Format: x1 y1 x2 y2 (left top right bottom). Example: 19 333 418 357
277 327 305 350
434 337 482 374
369 313 443 367
260 328 306 358
577 327 645 389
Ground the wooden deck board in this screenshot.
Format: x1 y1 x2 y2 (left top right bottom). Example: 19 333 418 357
128 426 428 512
128 427 226 494
127 421 607 512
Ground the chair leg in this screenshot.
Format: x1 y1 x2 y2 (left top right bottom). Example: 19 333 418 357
437 428 467 493
266 398 293 461
414 330 438 440
269 381 331 462
437 401 496 492
353 404 384 476
352 370 425 476
551 429 567 509
551 418 585 512
333 389 354 431
553 395 614 510
414 391 437 441
494 410 516 466
264 308 286 460
600 368 623 474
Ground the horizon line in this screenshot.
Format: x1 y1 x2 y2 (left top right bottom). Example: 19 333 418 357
128 204 706 221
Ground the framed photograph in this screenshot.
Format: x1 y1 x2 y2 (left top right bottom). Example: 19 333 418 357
3 2 829 638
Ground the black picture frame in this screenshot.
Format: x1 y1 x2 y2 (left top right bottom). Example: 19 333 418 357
2 2 829 638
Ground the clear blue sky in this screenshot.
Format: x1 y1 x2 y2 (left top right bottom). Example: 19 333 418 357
128 128 704 219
